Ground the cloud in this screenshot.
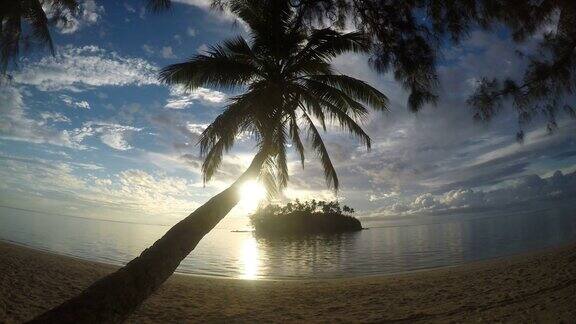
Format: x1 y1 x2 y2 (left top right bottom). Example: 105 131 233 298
161 46 177 59
14 45 158 92
186 123 208 135
99 129 135 150
143 149 251 187
369 170 576 217
172 0 212 9
187 27 197 37
142 44 155 56
141 45 178 59
196 44 209 53
165 86 226 109
0 85 79 148
294 31 576 202
0 154 201 222
172 0 236 21
68 121 142 151
39 112 71 124
1 86 141 151
369 191 399 201
61 95 90 109
3 21 575 222
54 0 105 34
124 2 136 13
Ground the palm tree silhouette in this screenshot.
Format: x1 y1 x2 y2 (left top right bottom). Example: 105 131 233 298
30 0 387 322
0 0 79 73
159 2 387 194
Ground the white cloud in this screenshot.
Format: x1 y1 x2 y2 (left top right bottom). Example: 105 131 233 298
142 44 155 56
165 85 226 109
186 123 208 135
187 27 197 37
54 0 105 34
100 131 133 150
39 112 71 124
369 191 399 201
161 46 177 59
71 121 142 151
172 0 212 9
0 154 201 221
1 87 141 151
61 95 90 109
14 45 158 92
370 170 576 217
124 3 136 13
196 44 210 53
172 0 236 21
140 44 178 59
0 85 79 148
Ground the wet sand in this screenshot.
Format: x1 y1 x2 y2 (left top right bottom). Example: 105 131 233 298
1 241 575 323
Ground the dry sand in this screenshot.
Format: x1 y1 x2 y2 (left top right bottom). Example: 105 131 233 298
1 241 575 323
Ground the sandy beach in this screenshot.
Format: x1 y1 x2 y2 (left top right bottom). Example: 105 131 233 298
1 241 575 323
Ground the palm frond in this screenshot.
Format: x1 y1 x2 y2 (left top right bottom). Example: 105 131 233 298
199 97 258 183
201 136 229 184
288 29 370 69
229 0 294 58
146 0 172 13
307 74 388 111
288 111 305 168
301 108 339 191
318 101 372 150
48 0 79 13
296 83 371 150
159 37 258 91
283 57 333 77
1 13 21 73
1 0 83 73
308 29 371 58
290 84 327 130
221 36 255 57
274 125 289 189
199 95 256 157
301 79 369 118
259 154 281 198
28 0 54 55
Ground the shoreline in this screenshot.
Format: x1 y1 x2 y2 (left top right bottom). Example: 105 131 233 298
1 240 575 322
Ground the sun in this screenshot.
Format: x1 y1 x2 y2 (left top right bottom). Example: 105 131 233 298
238 180 267 211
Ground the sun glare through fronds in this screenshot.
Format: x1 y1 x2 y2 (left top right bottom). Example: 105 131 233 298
238 180 267 212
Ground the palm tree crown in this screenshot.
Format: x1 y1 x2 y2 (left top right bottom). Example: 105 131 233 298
160 0 388 194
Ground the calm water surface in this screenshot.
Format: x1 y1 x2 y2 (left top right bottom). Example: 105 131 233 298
1 201 575 279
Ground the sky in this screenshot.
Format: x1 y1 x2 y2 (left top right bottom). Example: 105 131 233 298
1 0 575 225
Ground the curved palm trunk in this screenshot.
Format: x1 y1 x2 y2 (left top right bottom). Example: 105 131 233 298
29 153 266 324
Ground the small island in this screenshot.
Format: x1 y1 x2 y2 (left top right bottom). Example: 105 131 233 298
249 200 362 236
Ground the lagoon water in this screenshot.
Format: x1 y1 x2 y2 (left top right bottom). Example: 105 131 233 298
1 201 575 280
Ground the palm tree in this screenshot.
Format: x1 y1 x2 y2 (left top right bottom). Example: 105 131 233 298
0 0 79 73
160 1 389 195
30 0 388 322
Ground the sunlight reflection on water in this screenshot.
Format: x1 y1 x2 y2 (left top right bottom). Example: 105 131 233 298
239 237 259 280
0 200 575 280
